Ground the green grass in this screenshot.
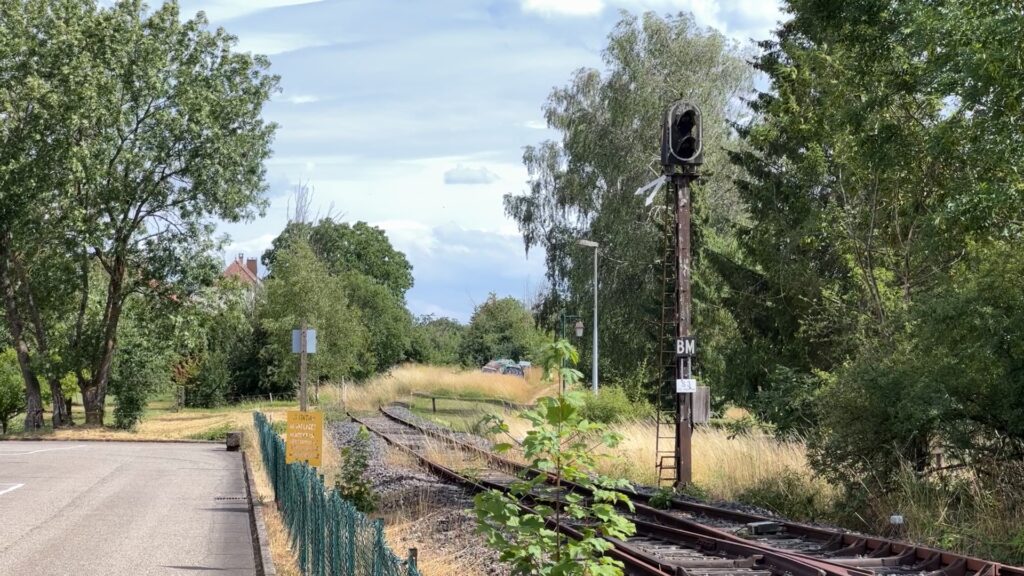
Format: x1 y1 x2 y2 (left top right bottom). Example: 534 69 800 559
185 422 237 441
406 396 509 435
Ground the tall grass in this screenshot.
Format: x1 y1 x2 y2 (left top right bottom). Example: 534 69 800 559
839 467 1024 564
321 364 552 413
500 416 834 503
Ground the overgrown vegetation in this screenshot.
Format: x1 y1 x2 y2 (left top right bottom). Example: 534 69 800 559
504 4 1024 565
336 426 377 513
475 341 635 576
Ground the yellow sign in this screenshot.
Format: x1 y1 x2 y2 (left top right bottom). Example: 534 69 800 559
285 410 323 467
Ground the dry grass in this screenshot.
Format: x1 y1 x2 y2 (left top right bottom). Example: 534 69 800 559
321 363 552 413
240 418 303 576
5 398 296 441
499 416 837 502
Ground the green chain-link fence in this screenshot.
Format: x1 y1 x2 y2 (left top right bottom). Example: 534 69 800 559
254 412 421 576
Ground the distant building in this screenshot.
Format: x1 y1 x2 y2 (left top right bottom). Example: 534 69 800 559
223 253 261 286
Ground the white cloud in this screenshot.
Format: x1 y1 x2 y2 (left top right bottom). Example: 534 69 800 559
524 119 548 130
234 33 327 55
517 0 781 40
607 0 783 42
180 0 324 22
444 164 501 185
285 94 320 104
374 220 544 321
522 0 605 17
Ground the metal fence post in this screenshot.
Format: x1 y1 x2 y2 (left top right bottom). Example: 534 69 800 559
346 506 356 576
373 520 385 576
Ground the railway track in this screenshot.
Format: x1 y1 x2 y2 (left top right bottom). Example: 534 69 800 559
349 411 867 576
354 406 1024 576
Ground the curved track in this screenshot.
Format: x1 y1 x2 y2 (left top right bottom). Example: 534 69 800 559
360 406 1024 576
350 411 871 576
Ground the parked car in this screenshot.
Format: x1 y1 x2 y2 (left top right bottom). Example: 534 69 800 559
481 359 526 378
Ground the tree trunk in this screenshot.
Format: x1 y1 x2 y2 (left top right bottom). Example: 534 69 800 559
48 378 70 428
0 233 44 430
80 253 127 427
65 396 75 425
13 259 72 429
82 385 105 426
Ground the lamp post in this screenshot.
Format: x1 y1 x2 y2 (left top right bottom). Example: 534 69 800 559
558 312 584 394
578 239 599 394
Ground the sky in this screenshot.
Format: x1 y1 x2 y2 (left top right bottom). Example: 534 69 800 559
187 0 785 322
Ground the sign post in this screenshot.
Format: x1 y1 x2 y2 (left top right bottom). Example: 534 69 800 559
292 325 317 411
285 410 323 467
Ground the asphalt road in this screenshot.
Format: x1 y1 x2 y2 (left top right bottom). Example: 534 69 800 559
0 441 256 576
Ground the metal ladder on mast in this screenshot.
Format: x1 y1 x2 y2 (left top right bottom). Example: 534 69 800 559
654 183 678 487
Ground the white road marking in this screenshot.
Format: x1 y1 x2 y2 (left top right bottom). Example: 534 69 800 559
0 483 25 496
0 445 88 456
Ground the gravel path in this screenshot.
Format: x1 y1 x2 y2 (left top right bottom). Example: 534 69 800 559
328 417 510 576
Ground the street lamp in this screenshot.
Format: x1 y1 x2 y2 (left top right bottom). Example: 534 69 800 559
577 239 599 394
559 312 583 394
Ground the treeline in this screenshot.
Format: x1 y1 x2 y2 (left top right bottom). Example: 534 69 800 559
0 0 548 434
0 0 278 431
507 3 1023 504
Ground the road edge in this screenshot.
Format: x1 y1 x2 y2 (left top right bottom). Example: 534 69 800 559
243 450 277 576
0 436 218 444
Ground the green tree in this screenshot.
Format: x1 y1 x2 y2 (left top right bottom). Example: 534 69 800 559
259 240 366 391
503 11 753 399
1 0 278 425
180 278 264 407
0 0 96 429
475 340 635 575
263 220 413 300
731 0 1024 469
459 295 545 367
0 349 25 434
342 272 412 379
407 315 465 365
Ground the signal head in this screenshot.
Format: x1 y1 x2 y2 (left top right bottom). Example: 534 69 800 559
661 101 703 169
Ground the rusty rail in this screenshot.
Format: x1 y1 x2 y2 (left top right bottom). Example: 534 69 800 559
375 405 1024 576
350 411 859 576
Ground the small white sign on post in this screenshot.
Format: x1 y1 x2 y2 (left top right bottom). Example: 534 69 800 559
676 378 698 394
291 329 317 354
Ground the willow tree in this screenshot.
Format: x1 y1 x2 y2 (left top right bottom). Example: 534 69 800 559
2 0 278 425
504 12 753 393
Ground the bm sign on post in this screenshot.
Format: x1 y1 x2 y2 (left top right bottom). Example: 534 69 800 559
676 337 697 357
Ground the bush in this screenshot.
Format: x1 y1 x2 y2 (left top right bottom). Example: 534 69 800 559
186 349 231 408
579 386 653 424
109 339 173 430
337 426 376 512
111 380 149 431
736 469 830 522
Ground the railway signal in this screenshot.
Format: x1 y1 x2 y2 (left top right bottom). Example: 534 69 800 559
660 100 702 488
661 101 704 167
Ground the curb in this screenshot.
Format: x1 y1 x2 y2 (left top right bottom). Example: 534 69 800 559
0 436 219 444
243 450 277 576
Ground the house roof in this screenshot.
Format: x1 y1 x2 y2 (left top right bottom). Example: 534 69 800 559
223 259 260 286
